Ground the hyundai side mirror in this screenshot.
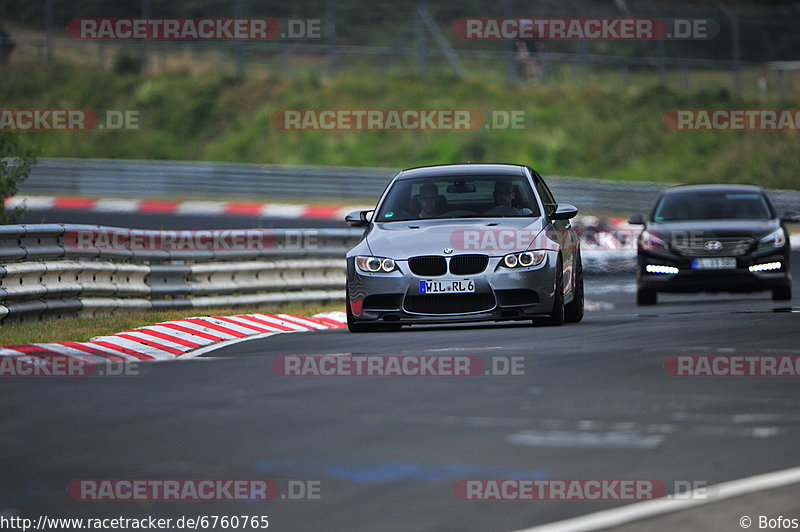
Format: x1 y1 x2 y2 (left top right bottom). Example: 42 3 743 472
627 214 645 225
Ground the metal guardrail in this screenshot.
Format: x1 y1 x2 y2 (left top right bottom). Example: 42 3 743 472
0 224 363 324
0 219 640 324
22 158 396 203
0 220 648 326
22 158 800 214
7 161 800 325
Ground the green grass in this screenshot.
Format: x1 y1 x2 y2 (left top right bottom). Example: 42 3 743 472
3 62 800 189
0 302 344 345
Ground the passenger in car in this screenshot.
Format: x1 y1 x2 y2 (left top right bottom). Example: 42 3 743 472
485 181 533 216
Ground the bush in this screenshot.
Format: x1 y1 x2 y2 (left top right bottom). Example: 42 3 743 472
113 50 143 75
0 133 37 224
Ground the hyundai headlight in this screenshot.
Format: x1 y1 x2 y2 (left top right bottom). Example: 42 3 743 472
759 228 786 249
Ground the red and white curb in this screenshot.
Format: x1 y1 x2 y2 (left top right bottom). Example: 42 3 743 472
0 311 347 364
6 195 371 221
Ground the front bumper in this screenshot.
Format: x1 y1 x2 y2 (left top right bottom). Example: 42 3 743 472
637 247 791 293
347 252 559 325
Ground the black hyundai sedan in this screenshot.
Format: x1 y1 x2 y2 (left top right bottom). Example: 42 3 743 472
628 184 795 305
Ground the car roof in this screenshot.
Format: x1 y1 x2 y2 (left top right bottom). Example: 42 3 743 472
661 184 764 195
395 163 528 180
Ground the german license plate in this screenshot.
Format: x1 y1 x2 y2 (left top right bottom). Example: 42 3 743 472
692 257 736 270
419 279 475 294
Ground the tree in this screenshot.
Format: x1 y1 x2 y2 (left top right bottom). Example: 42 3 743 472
0 133 37 224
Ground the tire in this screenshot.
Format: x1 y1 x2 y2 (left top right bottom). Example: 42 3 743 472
772 285 792 301
346 287 380 333
637 288 657 306
535 255 565 326
564 253 584 323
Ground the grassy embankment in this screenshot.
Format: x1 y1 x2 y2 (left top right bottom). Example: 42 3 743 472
3 63 799 191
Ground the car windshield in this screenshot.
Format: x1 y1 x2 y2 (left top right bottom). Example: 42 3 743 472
374 175 540 222
653 191 772 222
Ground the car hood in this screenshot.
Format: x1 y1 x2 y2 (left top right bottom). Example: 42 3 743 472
365 218 547 258
647 219 779 240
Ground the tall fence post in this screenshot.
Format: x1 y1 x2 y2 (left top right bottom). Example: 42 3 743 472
141 0 151 73
417 7 467 79
646 0 667 85
325 0 337 76
717 3 741 95
44 0 53 64
234 0 245 79
415 8 427 75
503 0 516 82
567 0 588 81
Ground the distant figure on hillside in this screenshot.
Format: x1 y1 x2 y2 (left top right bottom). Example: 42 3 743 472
513 39 539 80
0 24 15 65
512 19 539 80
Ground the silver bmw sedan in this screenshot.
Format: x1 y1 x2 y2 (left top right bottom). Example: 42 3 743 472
344 163 583 332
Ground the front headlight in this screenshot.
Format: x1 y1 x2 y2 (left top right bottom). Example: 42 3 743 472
502 250 546 268
639 230 667 251
758 228 786 249
356 256 397 273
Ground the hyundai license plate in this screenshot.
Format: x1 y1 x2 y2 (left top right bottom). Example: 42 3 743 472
692 258 736 270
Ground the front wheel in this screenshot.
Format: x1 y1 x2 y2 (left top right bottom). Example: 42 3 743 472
534 256 564 326
637 288 657 306
346 287 380 333
772 285 792 301
564 254 584 323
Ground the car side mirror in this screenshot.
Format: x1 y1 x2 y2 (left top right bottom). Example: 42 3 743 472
345 210 373 227
551 204 578 220
780 210 800 223
627 214 645 225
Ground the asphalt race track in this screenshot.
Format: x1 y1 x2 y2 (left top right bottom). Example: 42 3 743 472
1 252 798 531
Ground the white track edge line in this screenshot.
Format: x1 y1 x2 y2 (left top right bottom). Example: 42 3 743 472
180 317 345 359
180 331 281 358
512 465 800 532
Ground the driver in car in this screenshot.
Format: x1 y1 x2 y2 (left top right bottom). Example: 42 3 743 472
485 181 533 216
418 183 440 218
